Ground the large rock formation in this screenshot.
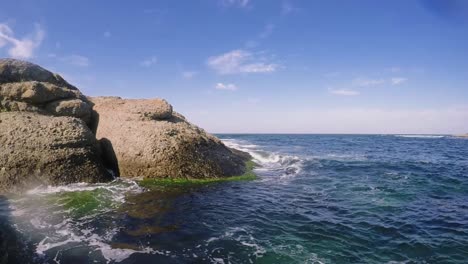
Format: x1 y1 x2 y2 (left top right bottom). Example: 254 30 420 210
91 97 249 179
0 59 93 125
0 59 112 192
0 58 249 191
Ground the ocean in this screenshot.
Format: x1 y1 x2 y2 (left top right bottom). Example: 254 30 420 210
1 134 467 263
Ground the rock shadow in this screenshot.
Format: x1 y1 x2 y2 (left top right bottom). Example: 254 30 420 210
99 138 120 177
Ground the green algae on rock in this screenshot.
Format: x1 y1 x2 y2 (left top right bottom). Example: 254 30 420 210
138 161 257 188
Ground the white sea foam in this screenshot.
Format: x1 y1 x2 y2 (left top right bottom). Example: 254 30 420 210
206 226 266 259
9 178 152 263
222 138 305 178
26 179 143 196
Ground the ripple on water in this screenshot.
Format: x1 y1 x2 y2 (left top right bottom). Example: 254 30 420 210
2 135 468 263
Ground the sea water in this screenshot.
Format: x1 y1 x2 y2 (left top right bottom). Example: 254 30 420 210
1 134 467 263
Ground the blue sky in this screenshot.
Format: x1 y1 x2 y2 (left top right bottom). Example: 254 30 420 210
1 0 467 133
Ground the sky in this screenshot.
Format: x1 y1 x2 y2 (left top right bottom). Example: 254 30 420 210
1 0 467 134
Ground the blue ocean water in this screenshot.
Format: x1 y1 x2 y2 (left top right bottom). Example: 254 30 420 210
1 134 468 263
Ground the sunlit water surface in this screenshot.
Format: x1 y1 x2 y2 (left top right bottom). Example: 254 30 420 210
1 134 468 263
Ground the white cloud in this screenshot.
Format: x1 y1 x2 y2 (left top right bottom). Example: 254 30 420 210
352 77 385 87
103 31 111 38
221 0 250 8
141 56 158 67
207 49 278 75
60 55 90 67
182 71 198 79
0 23 44 59
391 77 408 85
215 82 238 91
388 66 400 72
329 89 360 96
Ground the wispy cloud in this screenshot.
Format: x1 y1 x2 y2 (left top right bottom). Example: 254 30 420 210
281 1 300 15
391 77 408 85
215 82 238 91
141 56 158 67
0 23 44 59
244 23 275 48
207 49 278 75
182 71 198 79
103 31 111 38
324 71 341 78
329 88 360 96
220 0 250 8
60 55 90 67
352 77 385 87
259 23 275 39
387 66 400 72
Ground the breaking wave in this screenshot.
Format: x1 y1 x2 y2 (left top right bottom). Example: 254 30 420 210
222 138 305 178
8 179 158 263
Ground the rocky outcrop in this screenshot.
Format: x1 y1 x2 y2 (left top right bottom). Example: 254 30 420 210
0 59 94 125
0 59 112 192
91 97 249 179
0 58 250 191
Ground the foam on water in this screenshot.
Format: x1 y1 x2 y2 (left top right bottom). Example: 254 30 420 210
3 134 466 263
223 138 367 180
222 138 305 178
8 179 154 263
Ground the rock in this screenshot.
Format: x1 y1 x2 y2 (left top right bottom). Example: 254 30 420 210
0 59 113 193
0 59 77 89
0 112 113 193
129 98 173 120
45 99 92 124
91 97 249 179
0 59 92 125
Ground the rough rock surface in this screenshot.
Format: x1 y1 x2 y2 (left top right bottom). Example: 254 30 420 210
91 97 249 179
0 59 113 192
0 59 93 124
0 112 112 192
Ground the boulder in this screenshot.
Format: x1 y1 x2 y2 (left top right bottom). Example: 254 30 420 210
0 59 93 125
0 59 113 192
91 97 249 179
0 112 113 192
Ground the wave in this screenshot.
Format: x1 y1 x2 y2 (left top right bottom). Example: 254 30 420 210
9 179 157 263
223 139 370 180
223 138 305 178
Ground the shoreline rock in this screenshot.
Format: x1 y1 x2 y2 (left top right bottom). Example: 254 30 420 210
0 59 113 192
91 96 249 179
0 59 94 126
0 58 250 192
